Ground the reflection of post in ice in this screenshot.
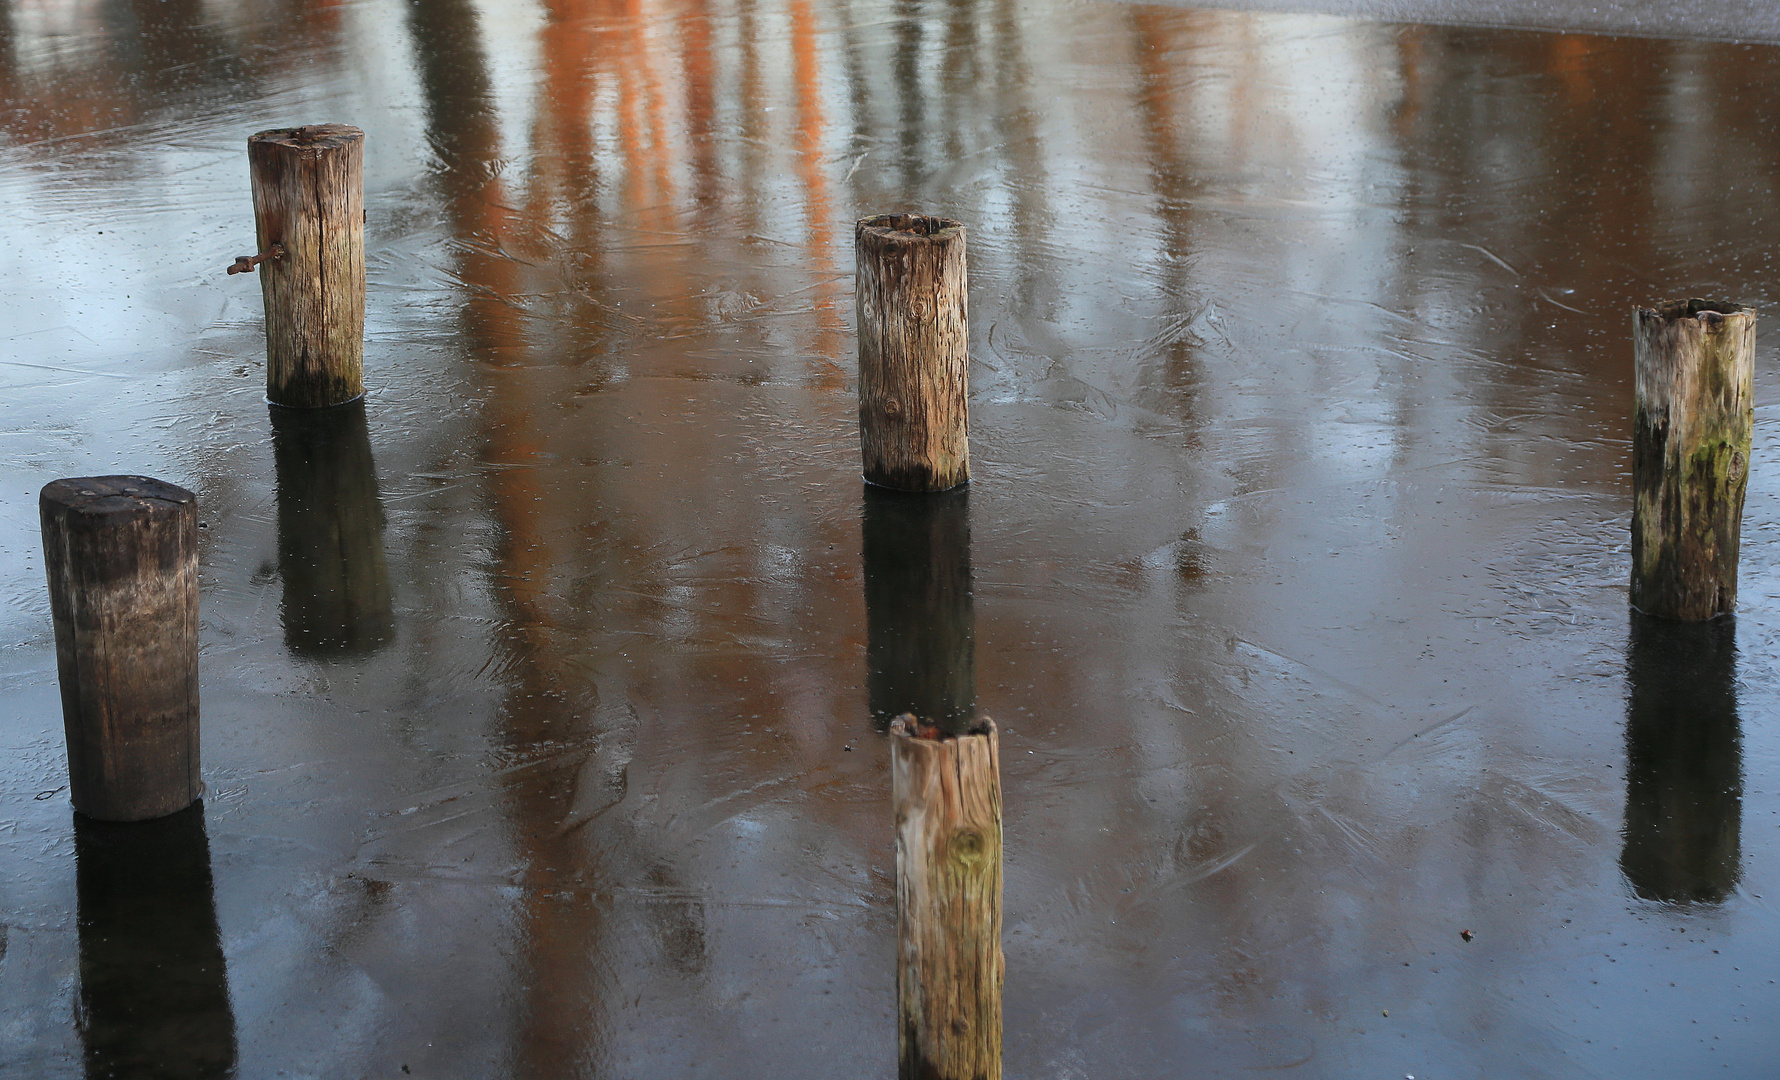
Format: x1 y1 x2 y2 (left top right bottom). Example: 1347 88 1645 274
1621 613 1743 903
272 400 394 656
891 715 1003 1080
863 486 974 734
75 803 237 1080
868 488 999 1077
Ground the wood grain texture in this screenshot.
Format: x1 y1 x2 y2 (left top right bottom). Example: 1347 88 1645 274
891 714 1001 1080
249 124 366 408
41 476 200 821
857 214 970 491
1631 298 1755 621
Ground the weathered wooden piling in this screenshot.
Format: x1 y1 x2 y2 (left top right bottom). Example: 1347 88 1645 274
856 214 969 491
76 803 238 1079
272 400 393 655
1621 612 1742 904
1631 298 1755 621
864 486 975 733
891 714 1002 1080
246 124 366 408
41 476 201 821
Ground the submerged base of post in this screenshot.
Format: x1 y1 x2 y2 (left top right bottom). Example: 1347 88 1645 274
891 713 1002 1080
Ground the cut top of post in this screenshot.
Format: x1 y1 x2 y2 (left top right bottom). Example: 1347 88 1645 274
889 712 995 742
248 123 364 153
41 476 197 583
1634 298 1756 416
1638 297 1753 325
857 213 965 245
42 476 196 521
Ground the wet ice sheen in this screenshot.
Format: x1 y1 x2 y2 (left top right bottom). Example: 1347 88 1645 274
1 0 1779 1077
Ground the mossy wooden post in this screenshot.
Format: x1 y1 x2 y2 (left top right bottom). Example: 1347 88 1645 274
41 477 201 821
890 714 1001 1080
248 124 366 407
1632 299 1755 621
857 214 969 491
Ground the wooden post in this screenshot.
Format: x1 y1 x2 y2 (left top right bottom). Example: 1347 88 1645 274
272 400 394 655
891 714 1001 1080
1621 612 1742 904
1631 298 1755 621
40 476 201 821
856 214 970 491
76 803 237 1079
864 486 974 733
247 124 366 408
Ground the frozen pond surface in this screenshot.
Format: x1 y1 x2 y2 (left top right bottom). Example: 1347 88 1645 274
2 0 1780 1076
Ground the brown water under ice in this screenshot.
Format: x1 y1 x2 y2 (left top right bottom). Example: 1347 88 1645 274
1 0 1779 1076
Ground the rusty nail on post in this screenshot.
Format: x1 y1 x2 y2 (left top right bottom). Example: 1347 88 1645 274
226 242 284 276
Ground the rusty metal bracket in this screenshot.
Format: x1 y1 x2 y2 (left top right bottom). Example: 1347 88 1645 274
227 242 284 275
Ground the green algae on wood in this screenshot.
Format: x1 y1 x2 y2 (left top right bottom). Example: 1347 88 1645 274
890 714 1002 1080
1631 298 1755 622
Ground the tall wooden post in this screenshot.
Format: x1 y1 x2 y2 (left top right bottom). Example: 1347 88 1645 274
856 214 970 491
247 124 366 408
1631 298 1755 621
272 400 394 655
76 803 238 1079
1621 612 1742 904
864 486 975 733
891 714 1002 1080
41 476 201 821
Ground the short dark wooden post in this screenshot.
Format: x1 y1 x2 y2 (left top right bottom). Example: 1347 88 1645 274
1631 298 1755 621
247 124 366 408
41 477 201 821
856 214 969 491
272 400 394 655
891 714 1001 1080
864 486 974 732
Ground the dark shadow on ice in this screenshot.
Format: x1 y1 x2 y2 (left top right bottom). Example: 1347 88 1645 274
76 802 237 1080
863 485 976 734
1621 612 1743 904
272 400 394 656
